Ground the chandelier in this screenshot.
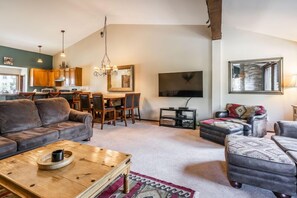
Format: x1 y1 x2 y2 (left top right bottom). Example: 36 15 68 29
94 16 118 77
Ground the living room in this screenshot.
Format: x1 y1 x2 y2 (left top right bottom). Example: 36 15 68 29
0 0 297 198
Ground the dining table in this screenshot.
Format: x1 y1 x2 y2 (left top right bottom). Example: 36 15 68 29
100 94 125 107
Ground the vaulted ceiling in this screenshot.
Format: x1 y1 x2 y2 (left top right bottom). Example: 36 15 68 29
223 0 297 42
0 0 208 55
0 0 296 56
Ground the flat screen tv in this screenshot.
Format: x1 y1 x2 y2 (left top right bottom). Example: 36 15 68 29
159 71 203 97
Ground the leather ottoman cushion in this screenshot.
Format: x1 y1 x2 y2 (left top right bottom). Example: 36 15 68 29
0 99 42 133
0 136 17 157
272 135 297 152
225 135 296 176
45 121 86 140
2 127 59 151
35 98 71 126
200 119 243 134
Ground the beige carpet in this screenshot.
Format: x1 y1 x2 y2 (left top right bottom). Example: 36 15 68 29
86 120 278 198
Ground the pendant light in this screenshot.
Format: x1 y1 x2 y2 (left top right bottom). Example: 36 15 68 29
94 16 118 77
60 30 66 57
37 45 43 63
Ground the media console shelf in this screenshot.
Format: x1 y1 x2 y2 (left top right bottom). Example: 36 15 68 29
159 108 197 130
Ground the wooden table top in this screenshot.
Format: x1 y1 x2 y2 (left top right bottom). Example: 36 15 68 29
0 140 131 198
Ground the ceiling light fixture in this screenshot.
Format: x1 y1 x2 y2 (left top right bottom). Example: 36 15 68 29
94 16 118 77
37 45 43 63
60 30 66 57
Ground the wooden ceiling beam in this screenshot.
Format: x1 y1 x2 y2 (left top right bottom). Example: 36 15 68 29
206 0 222 40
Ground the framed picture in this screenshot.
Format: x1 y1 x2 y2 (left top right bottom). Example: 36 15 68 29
121 75 131 88
3 57 13 65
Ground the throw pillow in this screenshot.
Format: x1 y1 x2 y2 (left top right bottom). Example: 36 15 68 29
226 103 246 118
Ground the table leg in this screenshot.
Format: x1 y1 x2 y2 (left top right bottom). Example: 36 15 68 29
124 167 130 194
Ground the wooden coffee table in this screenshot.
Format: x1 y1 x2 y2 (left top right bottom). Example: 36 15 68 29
0 140 132 198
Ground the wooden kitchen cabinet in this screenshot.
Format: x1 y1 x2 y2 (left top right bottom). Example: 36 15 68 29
30 67 82 87
48 70 55 87
30 68 49 86
70 67 82 86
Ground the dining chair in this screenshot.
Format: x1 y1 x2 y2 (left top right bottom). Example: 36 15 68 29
117 93 135 126
79 92 92 113
72 91 82 110
18 92 35 100
133 93 141 121
48 92 61 98
92 94 116 129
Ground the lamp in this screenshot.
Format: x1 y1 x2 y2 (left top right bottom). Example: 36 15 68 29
37 45 43 63
289 74 297 87
60 30 66 57
94 16 118 77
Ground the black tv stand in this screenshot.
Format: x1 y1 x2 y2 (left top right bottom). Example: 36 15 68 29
159 108 196 130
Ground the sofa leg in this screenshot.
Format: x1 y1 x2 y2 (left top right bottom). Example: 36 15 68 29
83 138 91 141
229 181 242 189
273 192 291 198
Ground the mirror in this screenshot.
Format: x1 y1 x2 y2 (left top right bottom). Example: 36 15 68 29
107 65 134 92
229 57 283 94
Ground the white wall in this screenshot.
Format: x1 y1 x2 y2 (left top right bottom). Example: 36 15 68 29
220 26 297 130
53 25 212 120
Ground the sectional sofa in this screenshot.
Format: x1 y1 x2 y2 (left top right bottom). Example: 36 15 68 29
0 97 93 159
225 121 297 198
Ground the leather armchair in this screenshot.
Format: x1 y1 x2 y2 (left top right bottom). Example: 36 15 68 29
215 110 267 137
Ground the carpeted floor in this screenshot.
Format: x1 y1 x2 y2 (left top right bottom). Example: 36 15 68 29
86 120 280 198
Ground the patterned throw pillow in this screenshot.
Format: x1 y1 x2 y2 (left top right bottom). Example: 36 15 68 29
255 105 266 115
240 106 256 119
226 103 246 118
226 103 266 119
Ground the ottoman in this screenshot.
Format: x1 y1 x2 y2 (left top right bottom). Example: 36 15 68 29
200 119 244 145
225 135 297 197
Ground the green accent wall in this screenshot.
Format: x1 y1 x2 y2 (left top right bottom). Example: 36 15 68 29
0 45 53 91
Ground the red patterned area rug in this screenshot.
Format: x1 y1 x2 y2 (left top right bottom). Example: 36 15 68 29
96 171 197 198
0 171 197 198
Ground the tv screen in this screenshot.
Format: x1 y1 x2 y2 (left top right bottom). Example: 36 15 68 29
159 71 203 97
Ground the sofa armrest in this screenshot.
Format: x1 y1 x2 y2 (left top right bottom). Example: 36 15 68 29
69 109 92 123
246 114 267 137
69 109 93 140
215 111 228 118
274 121 297 139
246 114 267 123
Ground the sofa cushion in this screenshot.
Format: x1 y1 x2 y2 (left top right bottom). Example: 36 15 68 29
2 127 59 151
225 135 296 176
35 98 70 126
0 99 42 133
272 135 297 152
0 136 17 158
45 121 87 140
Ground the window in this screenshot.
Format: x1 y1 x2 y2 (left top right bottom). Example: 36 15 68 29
0 74 19 94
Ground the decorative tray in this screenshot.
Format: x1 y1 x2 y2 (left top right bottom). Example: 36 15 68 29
37 150 74 170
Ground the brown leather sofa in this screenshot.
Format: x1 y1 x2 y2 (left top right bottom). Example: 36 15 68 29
0 97 93 159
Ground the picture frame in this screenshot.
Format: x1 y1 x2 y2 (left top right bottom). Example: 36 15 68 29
228 57 283 95
3 57 14 65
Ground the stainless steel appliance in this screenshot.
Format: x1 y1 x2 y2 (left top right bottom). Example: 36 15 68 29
41 88 56 93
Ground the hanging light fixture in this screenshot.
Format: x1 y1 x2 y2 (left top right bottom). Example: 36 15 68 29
60 30 66 57
37 45 43 63
94 16 118 77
